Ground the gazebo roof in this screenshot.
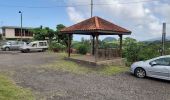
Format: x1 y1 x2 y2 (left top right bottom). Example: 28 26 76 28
61 16 131 35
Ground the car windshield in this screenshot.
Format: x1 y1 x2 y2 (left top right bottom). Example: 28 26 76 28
28 43 32 46
5 42 12 45
18 42 24 44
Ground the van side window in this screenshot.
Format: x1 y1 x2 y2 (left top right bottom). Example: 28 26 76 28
39 42 47 46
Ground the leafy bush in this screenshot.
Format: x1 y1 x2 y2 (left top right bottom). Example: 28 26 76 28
123 37 160 65
100 41 118 49
77 44 88 55
138 43 160 60
50 41 66 51
72 39 91 54
123 37 139 62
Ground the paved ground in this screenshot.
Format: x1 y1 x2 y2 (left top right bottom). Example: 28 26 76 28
0 51 170 100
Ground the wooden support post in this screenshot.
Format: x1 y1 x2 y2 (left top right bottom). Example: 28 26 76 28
68 34 71 57
119 34 123 57
95 35 99 62
92 35 95 55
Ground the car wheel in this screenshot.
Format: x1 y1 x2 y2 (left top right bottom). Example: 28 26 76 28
134 68 146 78
21 50 25 53
25 49 30 53
5 47 10 51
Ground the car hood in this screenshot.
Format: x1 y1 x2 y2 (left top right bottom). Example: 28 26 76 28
20 45 30 48
132 61 145 66
2 45 9 48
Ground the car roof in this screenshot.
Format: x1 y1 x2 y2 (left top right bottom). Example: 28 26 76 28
150 55 170 60
7 41 17 42
159 55 170 58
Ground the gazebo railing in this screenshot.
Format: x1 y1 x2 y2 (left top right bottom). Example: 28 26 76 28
98 48 120 60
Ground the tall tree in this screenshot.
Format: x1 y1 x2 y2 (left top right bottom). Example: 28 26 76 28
0 34 2 40
56 24 72 47
56 24 66 43
45 27 55 43
30 26 55 41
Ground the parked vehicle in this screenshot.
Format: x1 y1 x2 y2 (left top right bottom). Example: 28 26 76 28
1 41 26 51
131 55 170 80
20 41 48 53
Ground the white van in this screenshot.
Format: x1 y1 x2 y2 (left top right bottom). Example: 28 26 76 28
20 41 48 53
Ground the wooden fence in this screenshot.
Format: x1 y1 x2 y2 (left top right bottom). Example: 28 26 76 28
98 48 120 60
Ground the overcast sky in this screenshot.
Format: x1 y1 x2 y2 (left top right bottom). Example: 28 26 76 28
0 0 170 41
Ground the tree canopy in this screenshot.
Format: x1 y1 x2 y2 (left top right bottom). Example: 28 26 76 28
30 24 72 47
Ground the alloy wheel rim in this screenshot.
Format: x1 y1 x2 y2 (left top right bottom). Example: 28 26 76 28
6 48 10 51
136 69 145 78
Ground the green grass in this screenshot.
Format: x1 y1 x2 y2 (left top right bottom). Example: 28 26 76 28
0 74 35 100
43 60 93 74
98 66 128 75
43 53 128 75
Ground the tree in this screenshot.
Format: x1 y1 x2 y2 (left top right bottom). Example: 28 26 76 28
123 37 140 62
44 27 55 43
56 24 72 47
0 34 2 40
56 24 66 43
30 26 55 41
123 37 160 63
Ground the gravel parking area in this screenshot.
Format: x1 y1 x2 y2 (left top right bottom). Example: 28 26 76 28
0 51 170 100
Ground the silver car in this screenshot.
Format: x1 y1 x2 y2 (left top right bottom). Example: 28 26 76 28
1 41 26 51
131 55 170 80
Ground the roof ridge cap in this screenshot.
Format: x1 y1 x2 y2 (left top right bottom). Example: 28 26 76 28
94 17 100 29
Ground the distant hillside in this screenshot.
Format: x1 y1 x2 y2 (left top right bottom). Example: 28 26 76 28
102 37 117 42
145 36 170 42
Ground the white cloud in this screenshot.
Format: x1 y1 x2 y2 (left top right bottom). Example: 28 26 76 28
153 3 170 23
66 0 170 40
66 7 85 23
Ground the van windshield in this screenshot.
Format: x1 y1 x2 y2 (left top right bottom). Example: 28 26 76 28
28 43 32 46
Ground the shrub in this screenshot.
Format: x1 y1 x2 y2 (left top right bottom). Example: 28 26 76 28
77 44 88 55
50 41 66 52
123 38 140 62
123 37 160 64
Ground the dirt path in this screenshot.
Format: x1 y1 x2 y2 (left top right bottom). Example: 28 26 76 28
0 52 170 100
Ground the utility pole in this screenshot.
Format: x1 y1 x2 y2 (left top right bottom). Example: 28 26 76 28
0 21 2 40
19 11 23 42
91 0 93 17
90 0 93 55
161 22 166 56
0 21 3 33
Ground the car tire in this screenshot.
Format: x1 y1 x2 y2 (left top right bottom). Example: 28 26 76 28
21 50 25 53
5 47 10 51
134 68 146 78
25 49 30 53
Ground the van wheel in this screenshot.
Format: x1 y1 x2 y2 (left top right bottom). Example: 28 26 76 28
5 47 10 51
42 49 46 52
134 68 146 78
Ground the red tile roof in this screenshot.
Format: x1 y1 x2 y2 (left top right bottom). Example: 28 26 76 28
61 16 131 35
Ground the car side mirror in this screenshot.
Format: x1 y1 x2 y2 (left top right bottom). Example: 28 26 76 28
150 61 157 66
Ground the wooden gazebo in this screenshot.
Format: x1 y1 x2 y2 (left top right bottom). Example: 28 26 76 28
61 16 131 63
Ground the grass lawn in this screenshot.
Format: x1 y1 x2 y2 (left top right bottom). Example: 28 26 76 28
43 53 128 75
0 74 35 100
